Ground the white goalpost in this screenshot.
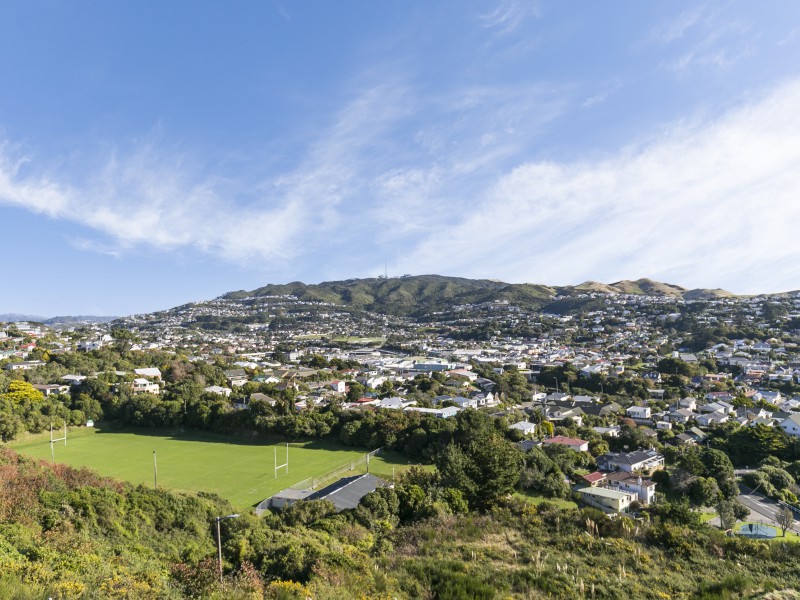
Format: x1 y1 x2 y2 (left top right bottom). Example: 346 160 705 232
274 442 289 478
49 421 67 463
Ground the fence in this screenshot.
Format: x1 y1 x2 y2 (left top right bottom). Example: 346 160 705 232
254 447 383 515
290 447 384 491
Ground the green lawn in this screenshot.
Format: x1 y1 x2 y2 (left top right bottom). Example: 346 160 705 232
699 511 717 523
8 426 411 511
514 490 578 509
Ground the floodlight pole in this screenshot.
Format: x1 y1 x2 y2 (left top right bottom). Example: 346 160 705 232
215 514 240 583
153 450 158 489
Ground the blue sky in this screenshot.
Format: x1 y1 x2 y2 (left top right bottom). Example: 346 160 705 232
2 1 800 316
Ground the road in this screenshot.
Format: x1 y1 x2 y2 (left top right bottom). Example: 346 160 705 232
736 483 800 534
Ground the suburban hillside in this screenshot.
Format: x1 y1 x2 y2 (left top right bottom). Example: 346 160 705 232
222 275 736 316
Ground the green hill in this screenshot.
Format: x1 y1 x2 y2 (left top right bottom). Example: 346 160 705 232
225 274 554 316
223 274 735 316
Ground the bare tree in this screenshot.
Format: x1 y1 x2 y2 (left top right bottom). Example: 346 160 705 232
776 506 795 537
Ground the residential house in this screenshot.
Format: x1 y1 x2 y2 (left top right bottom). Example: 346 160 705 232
598 450 664 474
581 472 607 487
4 360 44 371
250 393 278 405
134 367 162 380
509 421 537 436
32 384 69 397
626 406 652 420
204 385 232 397
329 380 346 394
131 378 160 395
758 391 783 406
668 408 696 424
605 472 656 505
674 433 696 445
61 374 87 386
697 411 729 427
224 369 248 387
378 397 415 410
543 436 589 452
450 396 479 409
780 414 800 438
592 425 621 438
404 406 461 419
575 487 636 514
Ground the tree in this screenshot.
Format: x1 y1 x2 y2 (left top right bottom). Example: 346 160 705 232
436 432 522 509
111 327 139 353
588 439 609 457
656 357 695 377
776 506 795 537
346 382 365 402
0 401 20 441
1 380 44 403
716 499 748 531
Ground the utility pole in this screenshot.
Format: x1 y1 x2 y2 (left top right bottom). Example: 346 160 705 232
215 514 240 583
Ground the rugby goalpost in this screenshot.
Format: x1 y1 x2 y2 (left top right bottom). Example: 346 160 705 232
274 442 289 478
49 421 67 463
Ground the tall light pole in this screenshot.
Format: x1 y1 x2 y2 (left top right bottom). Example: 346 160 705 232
215 514 240 583
153 450 158 489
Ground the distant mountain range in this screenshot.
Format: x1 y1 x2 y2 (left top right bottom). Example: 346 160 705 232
222 274 738 316
0 314 118 325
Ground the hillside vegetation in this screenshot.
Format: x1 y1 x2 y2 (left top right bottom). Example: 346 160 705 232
3 447 800 599
223 275 735 316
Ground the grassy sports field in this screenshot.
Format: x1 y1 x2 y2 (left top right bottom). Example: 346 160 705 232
9 427 413 510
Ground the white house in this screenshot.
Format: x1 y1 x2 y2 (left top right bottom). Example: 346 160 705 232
780 414 800 438
697 411 729 427
404 406 460 419
134 367 162 380
131 378 160 395
576 487 636 514
626 406 651 420
205 385 232 397
509 421 537 436
592 425 621 438
605 472 656 506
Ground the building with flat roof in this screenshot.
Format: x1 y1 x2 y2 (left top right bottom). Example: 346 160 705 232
576 487 636 513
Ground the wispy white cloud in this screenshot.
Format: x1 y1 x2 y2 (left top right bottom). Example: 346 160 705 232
478 0 541 36
390 79 800 294
581 79 623 108
0 80 414 266
664 22 754 73
5 69 800 295
648 5 755 74
650 5 709 44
